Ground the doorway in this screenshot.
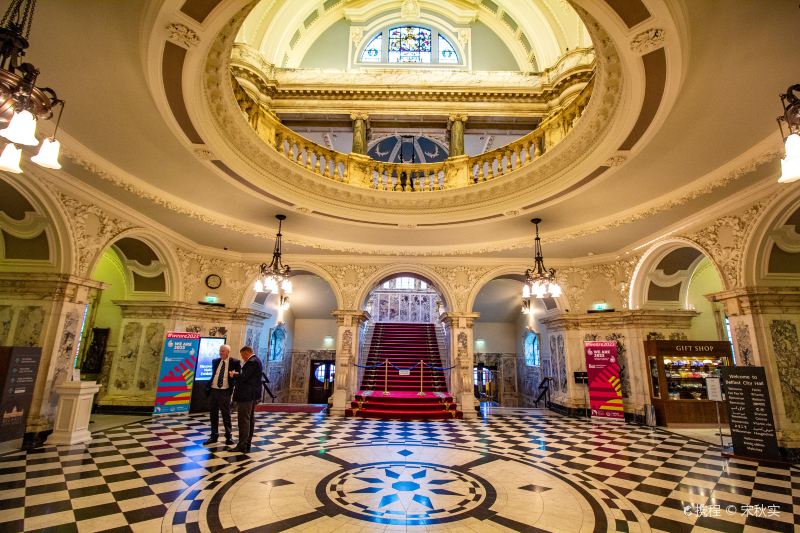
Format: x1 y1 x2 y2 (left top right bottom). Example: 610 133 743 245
308 361 335 403
474 364 498 403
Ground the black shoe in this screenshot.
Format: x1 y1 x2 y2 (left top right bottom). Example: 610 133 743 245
203 437 218 445
225 437 234 445
229 444 247 453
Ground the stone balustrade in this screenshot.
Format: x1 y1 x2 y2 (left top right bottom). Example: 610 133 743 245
234 72 593 192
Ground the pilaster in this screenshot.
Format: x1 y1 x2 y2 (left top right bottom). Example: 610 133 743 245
330 309 370 416
442 312 480 419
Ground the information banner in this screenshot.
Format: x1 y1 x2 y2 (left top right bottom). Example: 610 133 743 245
584 341 624 419
720 366 781 461
154 332 200 415
0 347 42 442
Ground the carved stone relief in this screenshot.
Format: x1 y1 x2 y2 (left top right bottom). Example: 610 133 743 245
166 22 200 48
733 324 754 366
432 264 492 311
47 309 81 411
770 320 800 424
629 28 665 54
549 336 559 392
556 335 567 393
319 263 379 308
13 306 44 346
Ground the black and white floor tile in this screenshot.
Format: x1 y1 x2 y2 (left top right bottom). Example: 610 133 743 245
0 411 798 532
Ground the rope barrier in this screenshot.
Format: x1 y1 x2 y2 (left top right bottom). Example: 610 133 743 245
389 361 421 372
354 361 386 369
423 361 457 371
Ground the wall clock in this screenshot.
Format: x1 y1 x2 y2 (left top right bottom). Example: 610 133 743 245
205 274 222 289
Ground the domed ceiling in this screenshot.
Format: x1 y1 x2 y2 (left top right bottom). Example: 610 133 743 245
17 0 798 260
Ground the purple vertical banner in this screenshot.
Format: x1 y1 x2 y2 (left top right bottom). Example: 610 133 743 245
584 341 625 419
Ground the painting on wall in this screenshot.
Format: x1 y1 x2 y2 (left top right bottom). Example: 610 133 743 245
268 325 287 361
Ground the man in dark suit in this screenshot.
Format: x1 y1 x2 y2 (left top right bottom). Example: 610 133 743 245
203 344 241 445
230 345 262 453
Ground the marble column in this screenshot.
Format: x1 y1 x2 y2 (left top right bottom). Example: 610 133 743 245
330 309 370 416
350 113 369 155
448 114 468 157
442 312 480 419
0 273 105 440
709 287 800 455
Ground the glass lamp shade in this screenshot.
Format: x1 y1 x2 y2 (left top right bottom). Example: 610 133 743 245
779 133 800 183
549 283 563 298
522 284 531 298
280 278 293 294
263 277 278 293
254 279 264 292
0 143 23 173
31 138 62 169
0 110 39 146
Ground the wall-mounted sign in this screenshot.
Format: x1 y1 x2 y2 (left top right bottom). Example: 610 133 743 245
720 366 781 462
584 341 624 419
154 332 200 415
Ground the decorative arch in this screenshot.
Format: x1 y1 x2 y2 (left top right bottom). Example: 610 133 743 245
239 260 344 310
355 264 456 313
0 172 74 274
88 230 180 300
742 192 800 287
465 265 567 313
629 238 726 310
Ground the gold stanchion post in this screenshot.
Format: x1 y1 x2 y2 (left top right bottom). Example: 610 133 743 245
418 360 425 396
383 359 390 396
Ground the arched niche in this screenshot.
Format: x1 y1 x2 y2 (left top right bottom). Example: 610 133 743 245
0 174 72 273
630 239 727 340
355 264 455 314
465 266 566 313
743 194 800 287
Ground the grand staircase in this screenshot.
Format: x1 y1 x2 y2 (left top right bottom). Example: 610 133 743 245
346 323 462 419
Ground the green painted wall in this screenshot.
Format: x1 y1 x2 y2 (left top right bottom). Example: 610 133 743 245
471 21 519 71
300 19 350 69
91 249 128 348
687 258 724 340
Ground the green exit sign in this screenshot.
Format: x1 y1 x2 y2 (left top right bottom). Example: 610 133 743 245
204 295 218 303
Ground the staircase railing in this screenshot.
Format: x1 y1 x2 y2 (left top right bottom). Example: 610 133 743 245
534 376 552 408
232 69 593 192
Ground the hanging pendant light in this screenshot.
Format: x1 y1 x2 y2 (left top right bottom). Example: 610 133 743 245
777 84 800 184
522 218 562 307
0 143 23 173
0 109 38 145
254 214 292 294
31 137 61 168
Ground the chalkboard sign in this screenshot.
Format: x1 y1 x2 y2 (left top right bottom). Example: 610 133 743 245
0 347 42 442
720 366 781 462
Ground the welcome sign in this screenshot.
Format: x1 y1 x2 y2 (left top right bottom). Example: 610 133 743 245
154 332 200 415
584 341 625 419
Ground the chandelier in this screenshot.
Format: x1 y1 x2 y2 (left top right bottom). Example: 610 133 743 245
522 218 562 301
777 84 800 184
254 214 293 296
0 0 65 173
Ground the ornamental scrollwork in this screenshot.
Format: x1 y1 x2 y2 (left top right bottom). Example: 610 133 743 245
166 23 200 48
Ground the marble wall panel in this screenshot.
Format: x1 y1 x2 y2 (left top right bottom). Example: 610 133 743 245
136 322 165 391
734 324 754 366
556 334 567 393
287 349 336 403
771 319 800 424
0 305 12 344
115 321 142 391
48 309 81 409
13 306 44 346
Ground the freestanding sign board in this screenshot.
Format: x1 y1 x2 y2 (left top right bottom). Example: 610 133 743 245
720 366 781 462
154 332 200 415
584 341 625 419
0 347 42 442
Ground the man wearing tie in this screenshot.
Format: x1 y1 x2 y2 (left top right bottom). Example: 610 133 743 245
230 345 262 453
203 344 241 445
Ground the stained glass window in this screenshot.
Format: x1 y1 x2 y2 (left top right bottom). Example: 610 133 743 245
438 35 458 63
361 33 382 62
524 331 540 366
388 26 432 64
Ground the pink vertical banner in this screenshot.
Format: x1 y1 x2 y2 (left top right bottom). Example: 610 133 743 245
584 341 624 419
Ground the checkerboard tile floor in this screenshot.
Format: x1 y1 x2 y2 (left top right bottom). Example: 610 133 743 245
0 411 797 532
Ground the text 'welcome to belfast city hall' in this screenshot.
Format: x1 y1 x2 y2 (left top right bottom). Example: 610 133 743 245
0 0 800 531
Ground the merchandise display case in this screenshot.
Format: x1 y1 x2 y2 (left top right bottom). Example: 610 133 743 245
643 340 733 426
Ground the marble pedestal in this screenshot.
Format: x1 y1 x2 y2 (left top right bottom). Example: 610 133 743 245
46 380 100 445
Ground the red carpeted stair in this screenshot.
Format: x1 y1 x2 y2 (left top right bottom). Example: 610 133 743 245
346 323 462 420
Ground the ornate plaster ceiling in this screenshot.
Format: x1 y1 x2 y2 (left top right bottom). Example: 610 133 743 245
13 0 799 262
